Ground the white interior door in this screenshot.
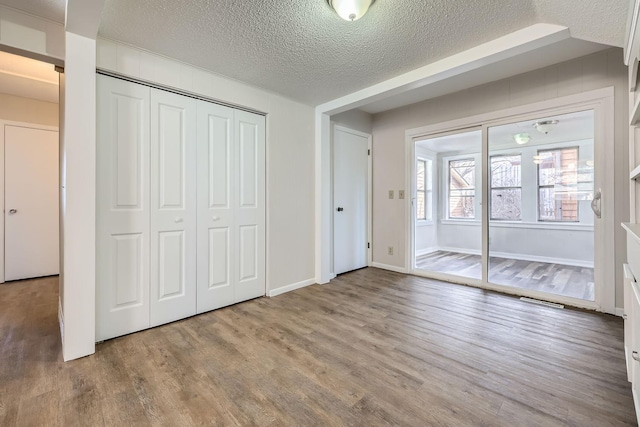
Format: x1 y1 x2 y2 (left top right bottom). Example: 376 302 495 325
149 89 197 326
96 75 151 341
233 110 266 302
196 104 265 313
197 102 235 313
4 125 59 281
333 127 369 275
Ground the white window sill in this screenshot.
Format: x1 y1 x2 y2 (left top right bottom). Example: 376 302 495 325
439 219 594 231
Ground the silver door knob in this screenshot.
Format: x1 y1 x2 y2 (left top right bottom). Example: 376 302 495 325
174 217 183 223
8 209 16 214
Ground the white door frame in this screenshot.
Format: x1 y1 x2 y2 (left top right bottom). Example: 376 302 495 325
0 120 59 284
405 87 615 313
331 125 372 278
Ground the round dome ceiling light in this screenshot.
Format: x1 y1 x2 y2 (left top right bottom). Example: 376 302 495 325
327 0 376 21
533 120 559 135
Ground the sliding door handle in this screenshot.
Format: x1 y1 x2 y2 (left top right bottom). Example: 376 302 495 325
590 189 601 219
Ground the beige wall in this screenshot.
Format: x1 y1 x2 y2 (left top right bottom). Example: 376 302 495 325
371 47 629 308
0 93 58 126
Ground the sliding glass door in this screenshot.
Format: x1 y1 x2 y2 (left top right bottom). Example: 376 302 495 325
412 106 603 307
487 110 595 301
413 129 482 282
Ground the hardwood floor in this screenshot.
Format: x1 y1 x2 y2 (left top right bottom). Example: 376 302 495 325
0 270 634 426
417 250 595 301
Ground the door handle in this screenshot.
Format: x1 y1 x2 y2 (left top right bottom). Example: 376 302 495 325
8 209 16 214
590 189 601 219
336 207 344 212
174 217 183 223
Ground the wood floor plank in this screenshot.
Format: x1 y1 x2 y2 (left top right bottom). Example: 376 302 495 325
0 270 635 426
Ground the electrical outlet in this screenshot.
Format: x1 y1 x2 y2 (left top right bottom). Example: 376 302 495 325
388 246 394 255
389 190 394 199
399 190 405 199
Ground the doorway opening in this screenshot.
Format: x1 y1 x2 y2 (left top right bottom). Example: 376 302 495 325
0 51 60 284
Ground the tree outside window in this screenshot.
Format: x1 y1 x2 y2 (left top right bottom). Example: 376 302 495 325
448 159 475 219
490 155 522 220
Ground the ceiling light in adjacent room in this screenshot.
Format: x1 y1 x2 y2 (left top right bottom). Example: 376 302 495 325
533 120 559 135
327 0 375 21
513 133 530 145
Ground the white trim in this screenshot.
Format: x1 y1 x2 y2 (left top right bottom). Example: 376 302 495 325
615 307 625 317
415 247 438 257
371 262 408 274
0 120 59 284
406 87 615 314
437 246 481 256
267 278 316 297
488 251 593 269
58 296 64 342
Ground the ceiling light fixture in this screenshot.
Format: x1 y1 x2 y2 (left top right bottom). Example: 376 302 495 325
327 0 375 21
513 133 530 145
533 119 559 135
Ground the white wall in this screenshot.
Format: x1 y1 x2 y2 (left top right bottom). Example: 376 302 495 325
0 6 64 63
373 48 628 307
0 93 58 126
95 38 316 297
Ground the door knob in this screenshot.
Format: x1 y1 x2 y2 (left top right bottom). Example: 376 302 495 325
8 209 16 214
212 216 221 221
174 217 183 223
336 207 344 212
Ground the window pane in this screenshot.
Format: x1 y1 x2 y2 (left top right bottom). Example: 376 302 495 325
449 159 475 189
491 155 521 187
491 189 522 220
417 191 425 220
417 160 425 191
537 148 579 221
426 190 433 221
450 189 474 219
539 186 578 221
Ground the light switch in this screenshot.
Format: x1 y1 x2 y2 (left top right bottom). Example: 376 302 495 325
399 190 405 199
388 190 394 199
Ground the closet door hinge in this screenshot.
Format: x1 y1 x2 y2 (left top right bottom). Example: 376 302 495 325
367 242 370 249
368 149 370 155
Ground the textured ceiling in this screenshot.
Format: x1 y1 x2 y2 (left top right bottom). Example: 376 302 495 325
0 0 65 22
0 0 628 106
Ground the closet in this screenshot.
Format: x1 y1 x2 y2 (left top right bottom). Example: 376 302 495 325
96 74 265 341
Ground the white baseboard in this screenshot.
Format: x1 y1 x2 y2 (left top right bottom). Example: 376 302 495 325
58 297 64 342
371 262 408 274
433 247 593 268
268 278 315 297
615 307 625 317
416 247 438 257
489 251 594 268
438 246 481 256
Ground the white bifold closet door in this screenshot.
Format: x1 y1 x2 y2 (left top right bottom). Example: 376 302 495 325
96 76 151 341
149 89 197 327
196 103 265 313
97 74 265 341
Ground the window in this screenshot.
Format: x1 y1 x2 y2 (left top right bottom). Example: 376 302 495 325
537 147 579 221
416 159 432 221
448 159 475 219
490 155 522 220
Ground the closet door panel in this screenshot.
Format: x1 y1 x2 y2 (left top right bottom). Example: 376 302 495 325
96 75 151 341
197 102 235 313
234 111 265 302
150 89 197 326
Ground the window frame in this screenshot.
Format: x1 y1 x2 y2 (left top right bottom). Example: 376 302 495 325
416 158 433 222
489 154 522 221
